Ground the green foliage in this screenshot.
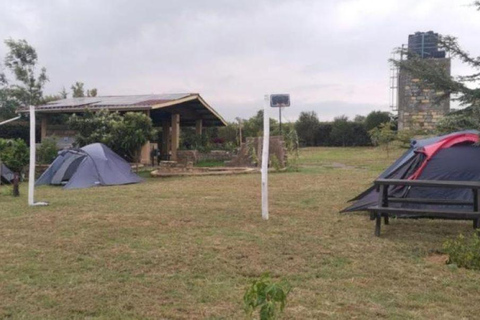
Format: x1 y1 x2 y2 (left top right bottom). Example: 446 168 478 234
435 108 480 134
37 137 58 164
244 273 291 320
443 232 480 270
395 129 417 148
68 110 154 162
330 115 354 147
392 9 480 132
369 122 396 157
364 111 392 131
3 39 48 106
0 138 29 173
0 121 40 144
295 111 320 146
71 82 98 98
284 129 299 171
270 155 281 171
241 110 279 139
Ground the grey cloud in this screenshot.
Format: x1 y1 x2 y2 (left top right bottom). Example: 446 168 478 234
0 0 478 122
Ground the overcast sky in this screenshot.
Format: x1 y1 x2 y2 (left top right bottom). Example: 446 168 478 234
0 0 479 122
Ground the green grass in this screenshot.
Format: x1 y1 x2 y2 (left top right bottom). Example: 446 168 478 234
195 160 226 167
0 146 479 319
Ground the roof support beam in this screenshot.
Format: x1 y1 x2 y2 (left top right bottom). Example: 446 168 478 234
171 114 180 161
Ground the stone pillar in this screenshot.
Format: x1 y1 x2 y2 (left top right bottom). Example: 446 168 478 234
161 120 170 160
171 114 180 161
41 115 48 141
195 119 203 135
140 142 151 164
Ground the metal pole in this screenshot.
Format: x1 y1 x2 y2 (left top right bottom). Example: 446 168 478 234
279 107 282 135
261 95 270 220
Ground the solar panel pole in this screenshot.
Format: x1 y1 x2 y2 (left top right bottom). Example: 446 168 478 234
28 105 48 206
261 95 270 220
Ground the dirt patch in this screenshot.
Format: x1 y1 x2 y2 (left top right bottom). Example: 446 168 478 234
425 253 449 265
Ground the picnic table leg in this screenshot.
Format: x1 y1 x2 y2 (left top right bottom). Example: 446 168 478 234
383 214 389 225
375 213 381 237
474 189 479 229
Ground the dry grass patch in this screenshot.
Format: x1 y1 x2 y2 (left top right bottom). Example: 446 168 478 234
0 147 479 319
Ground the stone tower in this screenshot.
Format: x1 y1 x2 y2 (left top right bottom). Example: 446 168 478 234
397 31 451 131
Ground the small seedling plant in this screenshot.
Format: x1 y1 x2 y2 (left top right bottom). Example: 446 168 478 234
243 273 291 320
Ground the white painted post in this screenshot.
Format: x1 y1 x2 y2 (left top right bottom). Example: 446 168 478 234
28 106 35 206
28 105 48 207
261 95 270 220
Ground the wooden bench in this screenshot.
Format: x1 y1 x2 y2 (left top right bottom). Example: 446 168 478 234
367 179 480 236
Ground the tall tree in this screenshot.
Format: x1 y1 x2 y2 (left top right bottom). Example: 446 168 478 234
295 111 320 146
3 39 48 106
392 4 480 132
71 82 85 97
71 82 98 98
364 111 392 131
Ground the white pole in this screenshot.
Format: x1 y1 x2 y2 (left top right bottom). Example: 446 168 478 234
261 95 270 220
28 106 35 206
28 105 48 207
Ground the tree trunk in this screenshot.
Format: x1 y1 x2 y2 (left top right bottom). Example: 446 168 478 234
13 172 20 197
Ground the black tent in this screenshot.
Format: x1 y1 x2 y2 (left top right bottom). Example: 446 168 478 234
342 130 480 213
36 143 142 189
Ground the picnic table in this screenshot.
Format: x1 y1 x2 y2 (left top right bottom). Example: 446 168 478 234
367 179 480 236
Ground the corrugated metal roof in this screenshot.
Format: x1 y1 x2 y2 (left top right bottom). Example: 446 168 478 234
18 93 227 126
36 94 192 110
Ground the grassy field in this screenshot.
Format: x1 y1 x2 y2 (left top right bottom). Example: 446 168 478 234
1 147 480 319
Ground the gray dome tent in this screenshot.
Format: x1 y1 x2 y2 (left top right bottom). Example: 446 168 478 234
0 163 14 184
36 143 142 189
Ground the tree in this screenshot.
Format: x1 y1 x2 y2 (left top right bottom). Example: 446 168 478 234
68 110 154 163
71 82 85 97
242 110 278 138
71 82 98 98
295 111 320 146
364 111 391 131
0 138 29 196
392 5 480 132
3 39 48 107
87 88 97 97
330 115 353 147
369 122 396 157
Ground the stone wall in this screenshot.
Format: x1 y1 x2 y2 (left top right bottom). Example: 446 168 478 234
398 58 450 131
176 150 233 165
226 136 287 168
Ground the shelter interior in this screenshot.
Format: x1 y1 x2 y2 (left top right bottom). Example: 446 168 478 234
23 94 227 164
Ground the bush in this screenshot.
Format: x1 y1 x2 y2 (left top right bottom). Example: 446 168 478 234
443 233 480 270
37 137 58 164
0 138 29 173
243 273 291 320
0 121 40 145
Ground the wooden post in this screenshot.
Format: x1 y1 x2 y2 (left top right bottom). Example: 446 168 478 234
0 159 3 186
375 184 388 236
161 120 170 160
171 114 180 161
40 115 48 142
473 189 479 229
195 119 203 136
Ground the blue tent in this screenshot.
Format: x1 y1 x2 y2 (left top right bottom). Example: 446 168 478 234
0 162 14 184
36 143 142 189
